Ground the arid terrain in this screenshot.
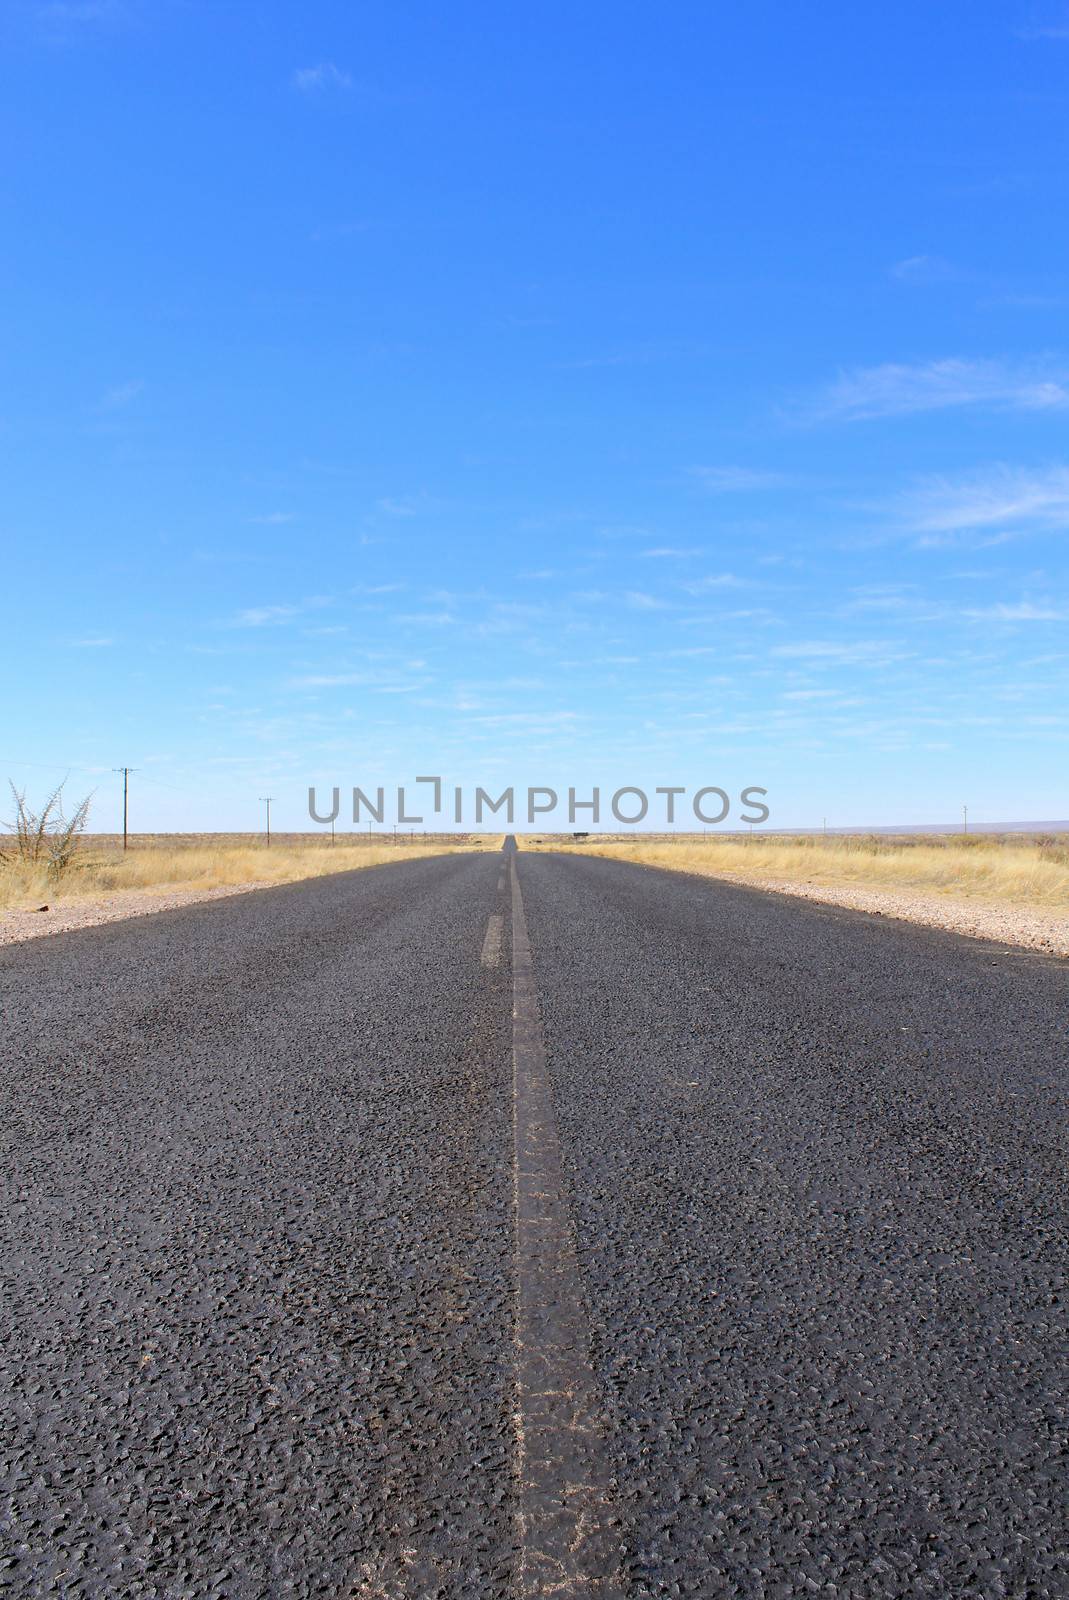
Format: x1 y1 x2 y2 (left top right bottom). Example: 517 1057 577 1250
3 828 1067 953
525 831 1069 957
0 832 497 941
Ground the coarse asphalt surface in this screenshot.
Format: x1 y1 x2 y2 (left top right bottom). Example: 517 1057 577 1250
1 845 1066 1598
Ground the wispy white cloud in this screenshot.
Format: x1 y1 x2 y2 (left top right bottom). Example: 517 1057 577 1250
903 466 1069 535
889 255 958 284
98 378 143 411
625 590 670 609
770 639 911 665
293 62 352 92
233 604 301 627
230 596 330 628
782 687 860 701
289 673 426 691
691 466 785 492
69 635 113 648
377 496 420 517
310 220 378 243
681 573 748 594
679 606 775 624
1017 17 1069 39
37 0 123 23
640 546 703 559
981 291 1069 311
964 600 1068 622
808 358 1069 422
248 511 294 526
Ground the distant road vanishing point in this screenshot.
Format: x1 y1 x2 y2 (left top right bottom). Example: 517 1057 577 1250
1 842 1065 1597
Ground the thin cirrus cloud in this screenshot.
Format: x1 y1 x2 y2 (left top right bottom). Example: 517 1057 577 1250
691 466 786 492
293 63 352 92
964 601 1068 622
889 255 959 284
36 1 123 24
902 466 1069 535
288 673 427 691
229 597 330 628
1016 18 1069 39
807 358 1069 422
98 378 143 411
232 604 302 627
681 573 749 594
770 639 910 665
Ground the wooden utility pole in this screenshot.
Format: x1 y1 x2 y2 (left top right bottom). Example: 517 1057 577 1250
113 767 136 851
260 797 274 845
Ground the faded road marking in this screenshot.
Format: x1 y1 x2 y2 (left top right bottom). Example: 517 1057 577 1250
509 855 624 1598
480 913 504 968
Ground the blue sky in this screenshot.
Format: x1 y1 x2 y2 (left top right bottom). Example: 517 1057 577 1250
2 1 1067 832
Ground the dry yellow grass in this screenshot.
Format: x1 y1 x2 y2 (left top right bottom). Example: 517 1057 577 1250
0 834 496 910
521 832 1069 909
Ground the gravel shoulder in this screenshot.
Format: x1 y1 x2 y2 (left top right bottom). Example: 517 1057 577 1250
597 862 1069 959
0 884 264 945
724 872 1069 956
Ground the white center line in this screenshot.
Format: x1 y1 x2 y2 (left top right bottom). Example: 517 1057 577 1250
480 912 504 968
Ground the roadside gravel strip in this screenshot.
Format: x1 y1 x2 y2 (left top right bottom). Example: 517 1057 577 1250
683 872 1069 960
0 886 264 947
520 851 1068 1599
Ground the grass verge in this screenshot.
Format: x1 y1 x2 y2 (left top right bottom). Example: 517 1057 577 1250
521 833 1069 909
0 835 495 910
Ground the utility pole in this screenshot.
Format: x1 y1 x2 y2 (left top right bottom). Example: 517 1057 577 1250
113 767 137 851
823 816 827 837
963 804 968 835
259 797 274 845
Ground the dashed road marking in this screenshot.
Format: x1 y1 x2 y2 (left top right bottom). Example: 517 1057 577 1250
508 855 623 1598
480 913 504 968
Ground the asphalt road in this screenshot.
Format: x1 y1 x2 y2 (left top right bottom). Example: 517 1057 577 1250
1 847 1065 1598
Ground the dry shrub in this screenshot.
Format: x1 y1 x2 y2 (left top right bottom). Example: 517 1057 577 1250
0 782 93 900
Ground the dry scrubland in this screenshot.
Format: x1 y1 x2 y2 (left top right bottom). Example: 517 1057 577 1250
531 832 1069 906
523 831 1069 955
0 832 493 911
